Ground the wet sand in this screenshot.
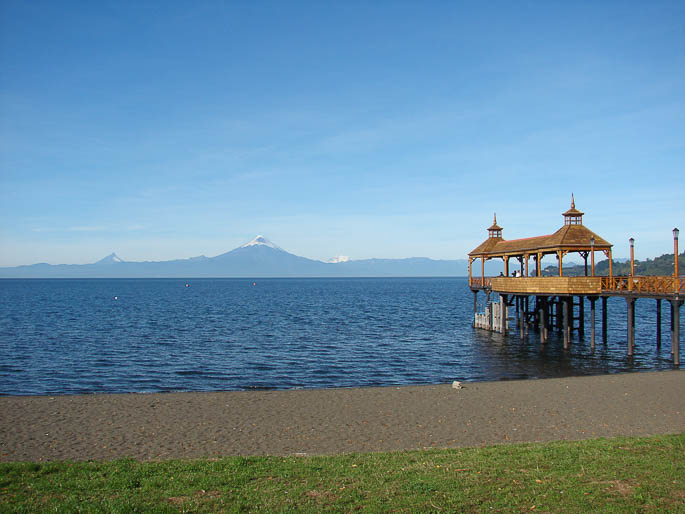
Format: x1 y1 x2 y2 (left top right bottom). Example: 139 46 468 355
1 370 684 462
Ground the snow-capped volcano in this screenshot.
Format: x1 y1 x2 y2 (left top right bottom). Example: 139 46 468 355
95 253 124 265
240 235 283 251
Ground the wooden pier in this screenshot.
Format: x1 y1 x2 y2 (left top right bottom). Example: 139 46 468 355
468 197 683 364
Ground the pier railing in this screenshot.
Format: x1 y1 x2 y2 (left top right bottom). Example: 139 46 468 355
471 275 684 295
600 276 684 294
470 277 492 289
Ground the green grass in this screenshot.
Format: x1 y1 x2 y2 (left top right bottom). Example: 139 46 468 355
2 434 684 512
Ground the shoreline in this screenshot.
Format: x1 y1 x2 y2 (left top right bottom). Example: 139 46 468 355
2 370 684 462
2 366 679 398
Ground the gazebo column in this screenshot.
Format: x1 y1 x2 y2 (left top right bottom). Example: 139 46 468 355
557 251 563 277
504 256 509 277
481 257 485 284
524 254 529 277
468 258 472 287
537 252 542 276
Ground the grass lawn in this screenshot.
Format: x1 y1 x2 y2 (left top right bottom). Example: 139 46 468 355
2 433 683 512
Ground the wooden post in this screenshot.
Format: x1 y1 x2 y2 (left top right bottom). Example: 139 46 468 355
578 296 585 339
500 294 508 335
488 299 493 331
656 299 662 349
558 251 563 277
468 258 472 287
544 298 549 341
589 296 597 351
563 297 570 349
608 249 613 280
538 297 546 343
670 299 681 365
602 296 608 343
627 297 635 356
481 257 485 284
670 301 674 355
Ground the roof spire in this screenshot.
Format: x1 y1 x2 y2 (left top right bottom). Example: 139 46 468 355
563 195 584 225
488 213 503 238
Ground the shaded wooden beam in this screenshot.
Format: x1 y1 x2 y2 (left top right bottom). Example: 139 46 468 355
627 297 635 356
671 300 681 366
656 299 661 349
589 296 597 351
602 296 608 343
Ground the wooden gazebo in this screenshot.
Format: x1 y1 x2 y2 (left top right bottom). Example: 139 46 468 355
468 196 613 285
466 197 681 365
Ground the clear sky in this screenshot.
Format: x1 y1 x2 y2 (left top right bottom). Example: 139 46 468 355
1 1 683 266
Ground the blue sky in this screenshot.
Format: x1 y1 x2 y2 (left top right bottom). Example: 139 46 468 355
1 1 683 266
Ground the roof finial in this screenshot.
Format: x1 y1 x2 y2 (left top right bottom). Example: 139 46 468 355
571 193 575 209
493 212 497 224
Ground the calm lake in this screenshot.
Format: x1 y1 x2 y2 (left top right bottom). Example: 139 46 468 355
0 277 681 395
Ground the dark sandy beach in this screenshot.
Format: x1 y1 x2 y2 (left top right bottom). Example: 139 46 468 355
1 371 684 462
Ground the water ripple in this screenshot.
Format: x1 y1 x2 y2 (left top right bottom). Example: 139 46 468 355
0 277 682 395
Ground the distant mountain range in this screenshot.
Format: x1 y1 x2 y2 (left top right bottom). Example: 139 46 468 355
0 236 507 278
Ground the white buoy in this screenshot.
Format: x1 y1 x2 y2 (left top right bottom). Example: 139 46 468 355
114 296 118 300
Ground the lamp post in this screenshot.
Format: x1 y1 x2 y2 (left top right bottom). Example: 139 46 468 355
590 236 595 277
674 228 680 278
629 237 635 291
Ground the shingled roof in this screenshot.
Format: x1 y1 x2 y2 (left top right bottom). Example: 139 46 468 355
469 198 612 259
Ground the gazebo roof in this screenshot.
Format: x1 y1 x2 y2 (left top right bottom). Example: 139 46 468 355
469 199 612 259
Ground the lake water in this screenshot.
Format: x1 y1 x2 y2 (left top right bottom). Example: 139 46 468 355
0 278 681 395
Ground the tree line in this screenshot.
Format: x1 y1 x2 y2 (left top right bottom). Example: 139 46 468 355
539 252 684 277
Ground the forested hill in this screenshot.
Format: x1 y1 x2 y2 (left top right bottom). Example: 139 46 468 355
541 252 685 277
